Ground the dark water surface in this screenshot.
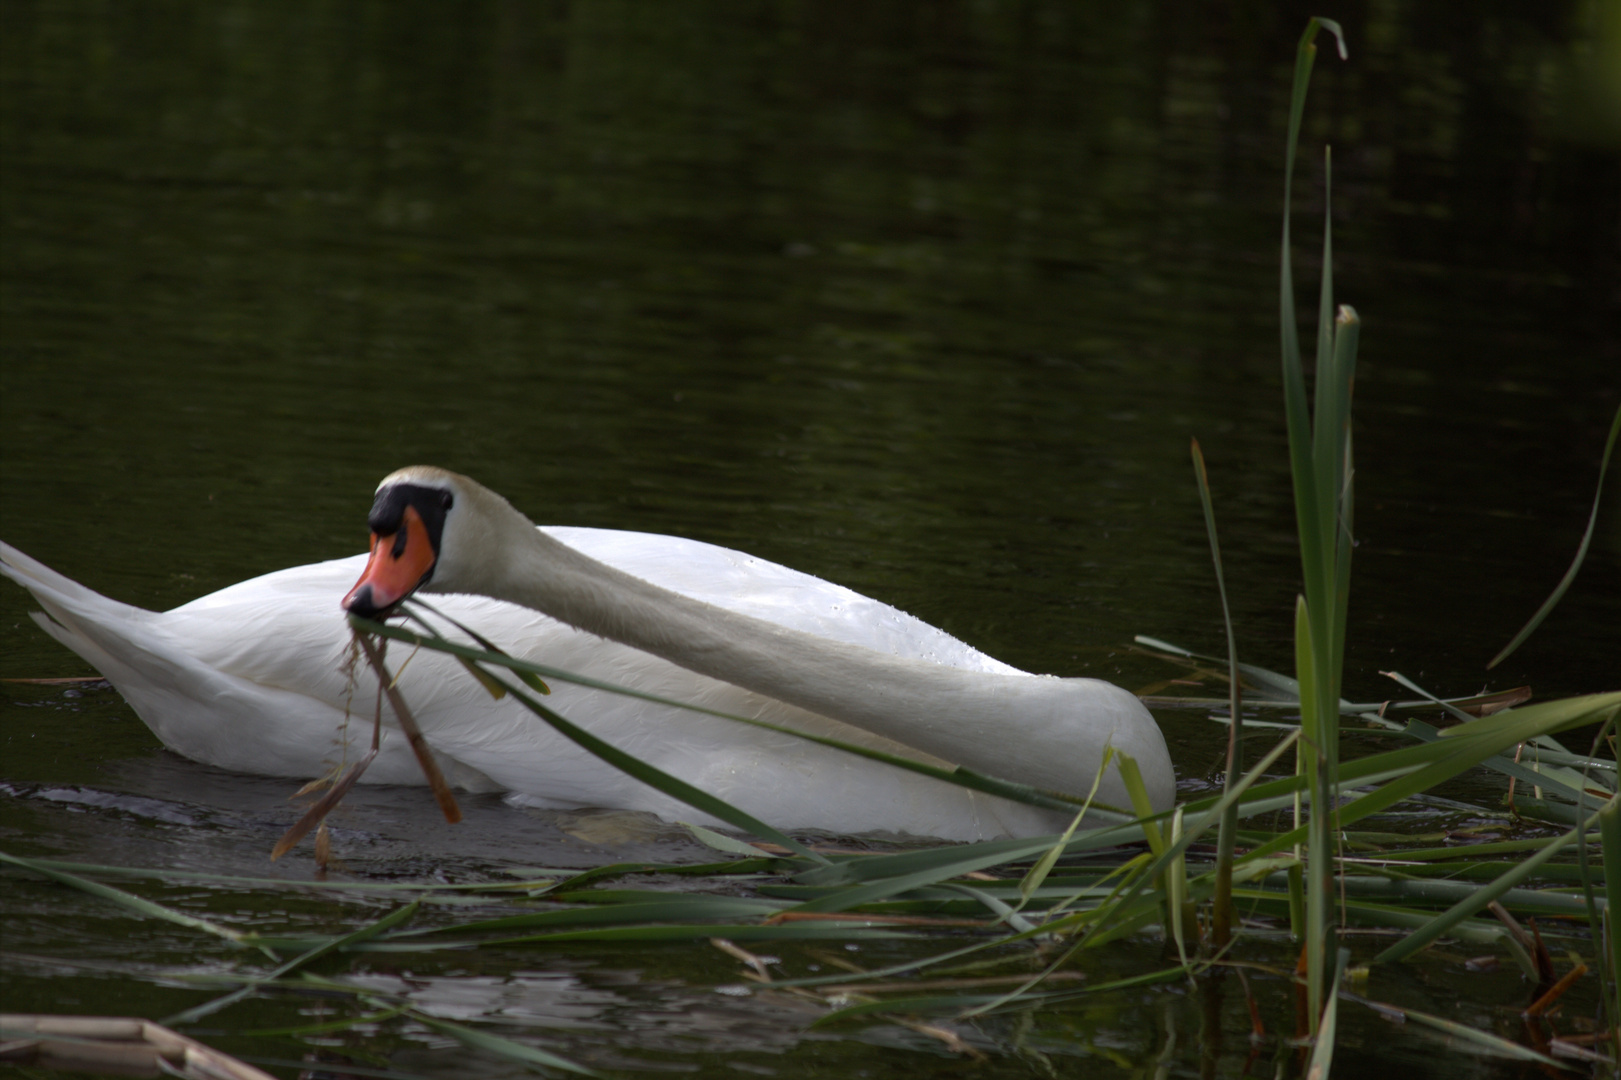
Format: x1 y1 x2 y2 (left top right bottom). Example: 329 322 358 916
3 2 1617 1076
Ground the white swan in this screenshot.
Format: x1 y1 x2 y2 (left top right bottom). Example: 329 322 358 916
1 467 1174 840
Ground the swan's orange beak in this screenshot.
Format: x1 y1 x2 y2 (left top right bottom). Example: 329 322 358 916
342 505 437 618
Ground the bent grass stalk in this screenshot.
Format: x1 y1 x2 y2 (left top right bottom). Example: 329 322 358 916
1190 437 1241 952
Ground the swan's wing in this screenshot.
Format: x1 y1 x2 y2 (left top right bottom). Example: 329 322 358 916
542 527 1025 676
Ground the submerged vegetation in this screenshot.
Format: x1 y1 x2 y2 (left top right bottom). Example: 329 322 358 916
4 18 1618 1080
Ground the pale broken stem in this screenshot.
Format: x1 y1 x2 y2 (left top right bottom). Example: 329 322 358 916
354 631 462 824
0 1014 277 1080
710 937 775 982
314 821 333 877
894 1019 989 1061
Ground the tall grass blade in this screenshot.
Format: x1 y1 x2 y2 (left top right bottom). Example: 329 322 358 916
1191 438 1242 949
405 596 550 694
1342 994 1566 1066
1279 18 1352 1023
1073 730 1302 951
463 656 827 863
351 615 1121 816
391 895 785 937
1017 752 1113 910
161 900 424 1027
1166 808 1192 966
1379 675 1611 804
1235 694 1619 863
3 857 570 894
1133 636 1305 703
1118 752 1165 855
1306 947 1349 1078
684 822 771 857
1489 402 1621 668
1294 594 1329 1019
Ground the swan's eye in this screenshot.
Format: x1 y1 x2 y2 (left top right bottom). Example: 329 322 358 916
440 492 454 510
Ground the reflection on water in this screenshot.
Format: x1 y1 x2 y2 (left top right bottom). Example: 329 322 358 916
2 1 1616 1075
9 749 713 875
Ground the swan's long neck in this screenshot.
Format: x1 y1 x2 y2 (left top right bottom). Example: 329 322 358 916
462 515 1161 804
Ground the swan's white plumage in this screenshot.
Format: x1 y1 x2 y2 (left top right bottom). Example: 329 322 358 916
2 525 1171 840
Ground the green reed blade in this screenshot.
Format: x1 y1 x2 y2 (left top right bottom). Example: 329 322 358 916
1294 595 1324 1009
787 853 1082 916
466 657 825 863
1600 791 1621 1030
231 1003 412 1038
479 923 916 947
792 831 1121 888
1017 755 1114 910
352 615 1123 817
1306 947 1350 1076
1489 402 1621 668
1328 305 1360 672
389 1007 598 1077
0 857 563 894
1074 731 1302 951
1433 691 1621 749
405 597 550 693
1343 993 1566 1066
162 899 425 1027
1252 872 1601 917
1373 808 1606 964
684 822 773 857
0 850 251 948
1191 438 1243 949
388 896 786 938
1134 636 1308 701
811 993 1033 1026
767 742 1298 951
1309 149 1341 639
939 882 1038 934
1280 26 1322 578
1277 18 1351 1022
1232 693 1619 865
1387 713 1606 805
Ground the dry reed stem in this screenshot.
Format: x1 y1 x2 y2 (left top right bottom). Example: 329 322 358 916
355 632 462 823
270 746 378 860
0 1014 274 1080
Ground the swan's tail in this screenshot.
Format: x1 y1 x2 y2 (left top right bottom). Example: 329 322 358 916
0 542 170 685
1 541 503 791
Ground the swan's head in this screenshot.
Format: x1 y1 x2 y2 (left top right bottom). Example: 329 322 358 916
341 466 529 618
